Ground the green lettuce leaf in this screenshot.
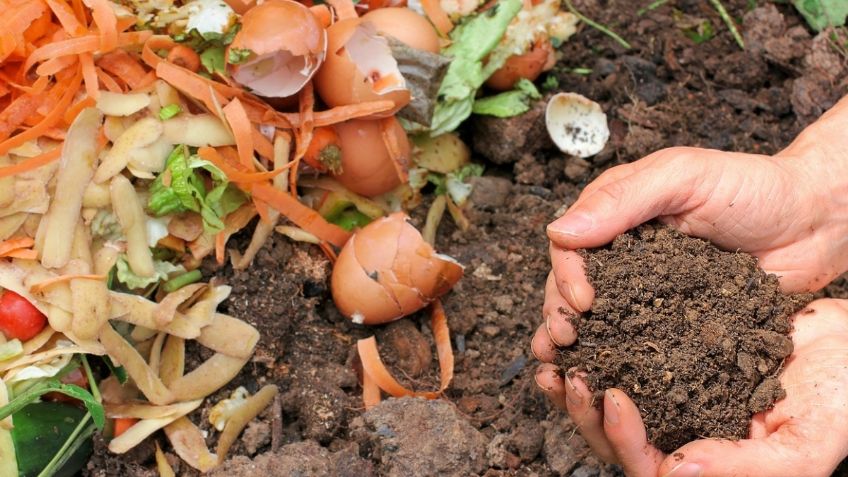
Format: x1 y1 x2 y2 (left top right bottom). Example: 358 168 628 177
472 78 541 117
430 0 523 135
793 0 848 30
115 255 185 290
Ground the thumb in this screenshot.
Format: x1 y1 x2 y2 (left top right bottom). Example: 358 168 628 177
546 148 707 249
658 427 832 477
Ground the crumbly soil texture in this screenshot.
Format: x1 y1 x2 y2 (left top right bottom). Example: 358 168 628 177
558 224 811 452
85 1 848 476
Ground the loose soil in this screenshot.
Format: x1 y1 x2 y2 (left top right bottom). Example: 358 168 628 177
85 1 848 476
558 224 812 452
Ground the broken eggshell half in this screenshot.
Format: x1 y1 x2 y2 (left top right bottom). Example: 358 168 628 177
314 18 411 117
331 212 463 325
227 0 327 98
545 92 610 158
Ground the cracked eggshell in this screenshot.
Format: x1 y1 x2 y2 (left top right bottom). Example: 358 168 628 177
227 0 327 98
331 213 464 325
545 92 610 158
314 18 411 116
361 8 440 53
332 116 410 197
486 37 554 92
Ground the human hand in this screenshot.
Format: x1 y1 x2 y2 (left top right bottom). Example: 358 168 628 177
536 299 848 477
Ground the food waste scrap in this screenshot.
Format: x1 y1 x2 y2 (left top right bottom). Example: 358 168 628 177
0 0 579 473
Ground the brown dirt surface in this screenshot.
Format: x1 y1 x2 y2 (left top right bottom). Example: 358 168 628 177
558 224 812 452
85 0 848 475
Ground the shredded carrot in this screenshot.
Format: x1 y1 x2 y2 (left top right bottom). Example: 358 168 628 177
197 147 292 183
23 30 150 74
70 0 88 25
380 117 409 183
113 418 138 438
79 52 99 99
362 365 381 410
253 198 271 224
30 273 106 294
0 0 46 62
215 232 226 265
318 242 337 263
97 49 149 89
312 101 396 127
36 55 78 76
64 95 95 125
290 82 315 195
251 183 351 248
141 35 176 70
156 61 227 119
1 249 38 260
0 68 82 156
0 94 42 141
357 299 454 402
0 147 61 179
421 0 453 36
95 67 122 92
85 0 118 52
324 0 358 19
309 4 333 27
251 128 275 160
0 237 35 256
46 0 88 36
222 98 256 171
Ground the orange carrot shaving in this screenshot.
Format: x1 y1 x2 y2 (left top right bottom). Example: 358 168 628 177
197 147 292 183
23 9 54 45
30 273 106 294
0 147 61 178
113 418 138 438
325 0 357 19
250 183 351 248
309 4 333 27
70 0 88 25
215 232 226 265
84 0 118 52
380 116 409 183
36 55 78 76
79 52 99 99
222 98 256 171
165 45 200 73
318 242 337 263
254 198 271 224
141 35 176 70
156 61 227 119
23 30 150 74
290 82 315 195
357 299 454 402
1 249 39 260
95 67 122 92
64 96 95 125
46 0 87 36
361 366 381 410
0 68 82 156
0 237 35 257
421 0 453 36
97 49 149 89
0 0 46 62
0 94 42 141
311 101 395 127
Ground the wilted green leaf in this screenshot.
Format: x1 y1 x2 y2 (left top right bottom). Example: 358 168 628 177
793 0 848 30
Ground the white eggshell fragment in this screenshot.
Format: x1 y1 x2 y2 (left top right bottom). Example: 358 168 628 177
545 92 609 158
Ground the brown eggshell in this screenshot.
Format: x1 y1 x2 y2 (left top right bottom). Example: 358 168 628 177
332 232 403 324
361 8 440 53
331 213 464 325
228 0 327 98
332 117 410 197
485 37 554 92
314 18 411 115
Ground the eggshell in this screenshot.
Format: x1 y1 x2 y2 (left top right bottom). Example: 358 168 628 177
333 117 410 197
485 37 554 91
361 8 440 53
331 213 463 324
227 0 326 98
545 92 610 158
314 19 410 115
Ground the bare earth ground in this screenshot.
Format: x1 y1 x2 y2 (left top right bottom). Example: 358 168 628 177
86 0 848 475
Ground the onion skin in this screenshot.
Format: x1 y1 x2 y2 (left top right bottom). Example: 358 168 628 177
361 8 440 53
332 117 410 197
314 18 410 116
486 37 554 92
332 213 463 325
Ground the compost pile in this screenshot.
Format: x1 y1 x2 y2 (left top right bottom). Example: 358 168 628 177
559 223 813 452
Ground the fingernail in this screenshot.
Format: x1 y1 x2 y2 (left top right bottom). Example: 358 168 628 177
549 212 594 237
565 283 582 312
534 369 553 391
663 463 702 477
531 341 542 361
545 314 564 347
603 390 620 425
564 374 583 406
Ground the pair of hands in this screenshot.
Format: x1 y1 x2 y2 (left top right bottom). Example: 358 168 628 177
533 97 848 477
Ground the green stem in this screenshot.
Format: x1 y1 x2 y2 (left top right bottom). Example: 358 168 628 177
637 0 669 16
36 414 93 477
80 355 101 403
564 0 632 50
709 0 745 50
162 269 203 293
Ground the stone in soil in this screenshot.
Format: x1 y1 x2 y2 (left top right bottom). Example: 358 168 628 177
209 440 374 477
559 224 812 452
350 397 487 477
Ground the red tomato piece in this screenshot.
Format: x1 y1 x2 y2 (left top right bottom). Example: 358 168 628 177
0 290 47 341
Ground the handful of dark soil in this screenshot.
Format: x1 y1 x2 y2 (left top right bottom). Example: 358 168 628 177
558 224 812 452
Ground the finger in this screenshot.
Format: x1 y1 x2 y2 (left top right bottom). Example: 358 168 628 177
531 323 558 363
658 424 836 477
543 272 578 347
570 162 640 210
534 363 568 411
550 245 594 312
565 372 618 463
602 389 665 477
547 147 707 249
